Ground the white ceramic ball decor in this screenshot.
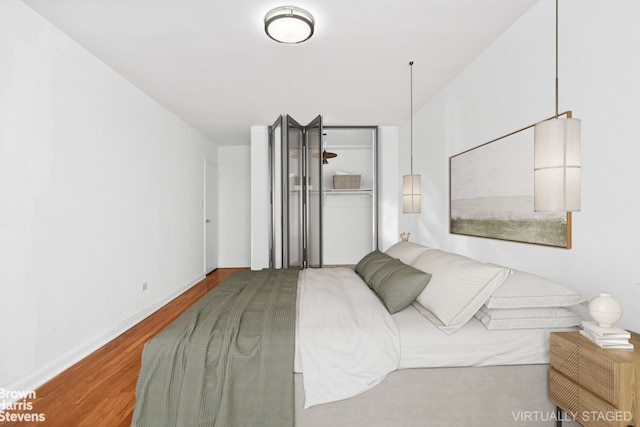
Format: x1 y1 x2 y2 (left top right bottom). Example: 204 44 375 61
588 292 623 328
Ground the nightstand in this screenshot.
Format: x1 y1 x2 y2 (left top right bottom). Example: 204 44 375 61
550 331 640 427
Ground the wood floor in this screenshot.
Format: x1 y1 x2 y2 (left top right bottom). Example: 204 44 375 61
0 268 245 427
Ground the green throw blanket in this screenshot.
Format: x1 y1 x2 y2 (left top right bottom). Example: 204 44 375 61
131 269 298 427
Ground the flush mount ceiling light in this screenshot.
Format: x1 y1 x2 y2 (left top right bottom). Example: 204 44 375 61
264 6 315 44
264 6 314 44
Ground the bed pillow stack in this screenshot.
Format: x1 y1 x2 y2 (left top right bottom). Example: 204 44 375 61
355 249 432 314
407 249 512 334
368 241 585 334
382 242 514 334
473 269 585 330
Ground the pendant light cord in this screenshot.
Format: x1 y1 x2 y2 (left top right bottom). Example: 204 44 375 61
409 61 414 175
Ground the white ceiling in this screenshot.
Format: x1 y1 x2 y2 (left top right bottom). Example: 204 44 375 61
23 0 540 145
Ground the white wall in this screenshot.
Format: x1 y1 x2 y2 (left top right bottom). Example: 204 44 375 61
0 0 216 393
377 126 399 251
250 126 271 269
399 0 640 331
218 145 252 267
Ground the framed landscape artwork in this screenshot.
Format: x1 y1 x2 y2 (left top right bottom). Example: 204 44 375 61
449 114 572 248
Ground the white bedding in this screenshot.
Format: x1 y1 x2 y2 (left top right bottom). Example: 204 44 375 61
294 267 574 407
297 268 400 408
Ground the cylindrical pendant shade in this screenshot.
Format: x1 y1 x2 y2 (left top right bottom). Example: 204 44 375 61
403 174 421 213
534 118 581 212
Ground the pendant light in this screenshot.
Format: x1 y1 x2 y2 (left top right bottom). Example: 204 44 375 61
403 61 421 213
533 0 581 212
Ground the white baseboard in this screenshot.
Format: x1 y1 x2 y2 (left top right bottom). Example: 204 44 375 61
2 273 205 404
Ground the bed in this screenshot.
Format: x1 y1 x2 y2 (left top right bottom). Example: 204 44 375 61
131 242 585 427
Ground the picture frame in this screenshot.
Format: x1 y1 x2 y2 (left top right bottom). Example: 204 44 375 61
449 112 572 248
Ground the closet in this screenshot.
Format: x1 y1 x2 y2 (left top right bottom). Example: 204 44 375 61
269 114 378 268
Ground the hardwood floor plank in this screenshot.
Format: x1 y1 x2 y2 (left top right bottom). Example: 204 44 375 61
0 268 245 427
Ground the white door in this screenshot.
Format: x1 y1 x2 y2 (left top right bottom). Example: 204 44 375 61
205 159 219 273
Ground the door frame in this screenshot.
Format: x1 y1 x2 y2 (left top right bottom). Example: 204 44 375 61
204 158 219 274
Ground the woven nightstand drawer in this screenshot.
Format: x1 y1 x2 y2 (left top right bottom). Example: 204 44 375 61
551 368 621 427
550 331 640 427
550 333 619 406
550 368 580 415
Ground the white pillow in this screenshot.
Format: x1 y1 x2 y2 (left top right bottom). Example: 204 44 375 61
484 269 585 309
474 305 582 330
384 241 431 265
411 249 511 334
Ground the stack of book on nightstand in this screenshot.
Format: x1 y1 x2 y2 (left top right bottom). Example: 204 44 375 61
580 320 634 350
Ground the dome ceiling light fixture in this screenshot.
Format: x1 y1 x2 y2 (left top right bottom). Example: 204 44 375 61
264 6 315 44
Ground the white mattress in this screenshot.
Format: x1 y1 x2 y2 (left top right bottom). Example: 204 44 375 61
394 302 575 369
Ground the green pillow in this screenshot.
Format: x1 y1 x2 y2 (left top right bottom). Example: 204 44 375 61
355 250 393 285
369 258 404 293
376 263 432 314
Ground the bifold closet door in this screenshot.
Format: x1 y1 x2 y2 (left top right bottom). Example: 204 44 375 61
285 116 304 268
305 115 323 268
269 116 283 269
269 114 323 269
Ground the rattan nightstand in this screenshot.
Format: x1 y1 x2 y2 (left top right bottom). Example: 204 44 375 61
550 331 640 427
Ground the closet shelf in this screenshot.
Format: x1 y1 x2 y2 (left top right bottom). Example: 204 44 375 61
322 189 373 195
